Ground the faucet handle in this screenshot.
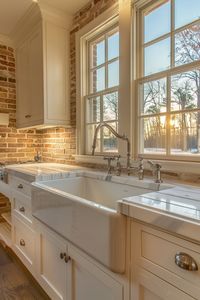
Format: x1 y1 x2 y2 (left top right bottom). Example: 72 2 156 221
147 160 161 169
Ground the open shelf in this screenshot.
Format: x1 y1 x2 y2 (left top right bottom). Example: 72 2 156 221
0 222 11 247
2 212 11 226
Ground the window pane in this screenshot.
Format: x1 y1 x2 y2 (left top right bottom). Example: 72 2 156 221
141 78 167 114
103 122 118 152
86 96 100 123
86 124 100 153
144 1 170 43
144 38 170 76
108 60 119 88
175 0 200 29
90 67 105 93
175 24 200 67
91 39 105 67
170 112 200 154
141 116 166 153
103 91 118 121
171 70 200 111
108 31 119 60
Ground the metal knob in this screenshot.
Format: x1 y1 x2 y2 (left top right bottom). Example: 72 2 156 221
20 239 25 247
19 206 25 212
60 252 66 260
175 252 198 271
17 184 23 189
64 255 71 263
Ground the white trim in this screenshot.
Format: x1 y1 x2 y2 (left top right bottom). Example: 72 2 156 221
76 4 119 156
0 34 13 47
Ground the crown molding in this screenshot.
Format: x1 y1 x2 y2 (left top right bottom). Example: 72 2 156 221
10 3 42 46
0 34 13 47
38 2 72 29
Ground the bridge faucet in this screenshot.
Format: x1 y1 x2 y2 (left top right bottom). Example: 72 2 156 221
92 122 131 172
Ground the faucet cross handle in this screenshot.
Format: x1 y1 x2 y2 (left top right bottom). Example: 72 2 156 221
103 156 116 175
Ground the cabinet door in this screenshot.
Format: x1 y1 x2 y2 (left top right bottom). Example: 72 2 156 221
28 26 44 125
16 41 30 127
68 246 124 300
35 225 70 300
132 267 195 300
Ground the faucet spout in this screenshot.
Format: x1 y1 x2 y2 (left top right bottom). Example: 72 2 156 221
92 122 131 170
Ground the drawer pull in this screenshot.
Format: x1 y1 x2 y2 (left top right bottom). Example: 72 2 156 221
175 252 198 271
60 252 66 260
19 206 25 212
17 184 23 189
25 115 32 119
64 255 71 263
20 239 25 247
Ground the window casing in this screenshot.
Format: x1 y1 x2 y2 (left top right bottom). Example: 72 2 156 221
136 0 200 159
85 25 119 154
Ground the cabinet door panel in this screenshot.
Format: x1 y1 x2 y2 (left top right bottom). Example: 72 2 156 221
132 267 195 300
36 226 69 300
29 27 44 123
16 41 30 126
69 247 124 300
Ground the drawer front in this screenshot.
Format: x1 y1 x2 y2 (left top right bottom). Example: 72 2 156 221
13 193 32 224
12 215 35 270
131 222 200 298
9 176 31 196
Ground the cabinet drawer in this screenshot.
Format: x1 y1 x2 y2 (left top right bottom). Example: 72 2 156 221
13 193 32 224
131 222 200 298
9 176 31 196
12 215 35 270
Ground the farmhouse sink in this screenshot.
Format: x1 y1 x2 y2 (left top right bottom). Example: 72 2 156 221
32 171 167 273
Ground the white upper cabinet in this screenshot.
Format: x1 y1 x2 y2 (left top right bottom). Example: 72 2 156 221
14 4 71 129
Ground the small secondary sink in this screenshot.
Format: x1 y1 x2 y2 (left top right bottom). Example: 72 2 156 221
32 171 165 273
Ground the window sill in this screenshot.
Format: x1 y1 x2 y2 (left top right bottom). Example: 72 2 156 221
75 155 200 175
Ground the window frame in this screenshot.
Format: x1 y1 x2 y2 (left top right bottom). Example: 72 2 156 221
134 0 200 162
85 25 120 155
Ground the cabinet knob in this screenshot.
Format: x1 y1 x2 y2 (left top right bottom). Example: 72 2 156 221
20 239 25 247
60 252 66 260
17 184 23 189
64 255 71 263
25 115 32 119
19 206 25 212
175 252 198 271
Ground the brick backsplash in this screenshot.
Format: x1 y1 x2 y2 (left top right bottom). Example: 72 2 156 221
0 44 42 163
0 0 117 164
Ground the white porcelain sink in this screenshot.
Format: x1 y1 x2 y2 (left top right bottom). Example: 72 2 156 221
32 171 167 273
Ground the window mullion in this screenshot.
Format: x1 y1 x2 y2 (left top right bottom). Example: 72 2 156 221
171 0 175 68
166 76 171 156
100 94 104 153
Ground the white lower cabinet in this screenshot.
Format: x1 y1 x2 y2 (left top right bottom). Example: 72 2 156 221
132 266 195 300
68 246 124 300
131 221 199 300
35 221 125 300
12 215 35 273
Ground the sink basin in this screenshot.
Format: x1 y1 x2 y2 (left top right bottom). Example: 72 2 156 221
32 171 165 273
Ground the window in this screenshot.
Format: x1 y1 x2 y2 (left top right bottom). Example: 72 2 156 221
138 0 200 157
85 26 119 154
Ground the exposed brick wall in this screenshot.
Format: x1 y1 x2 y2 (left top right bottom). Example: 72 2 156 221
0 44 42 163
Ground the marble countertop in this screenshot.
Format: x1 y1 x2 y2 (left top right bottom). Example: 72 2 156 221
4 162 200 242
119 184 200 242
5 163 84 182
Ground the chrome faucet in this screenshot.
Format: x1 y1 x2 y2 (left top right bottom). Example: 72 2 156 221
147 160 163 183
92 122 131 171
92 122 144 179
